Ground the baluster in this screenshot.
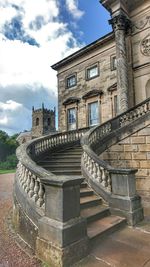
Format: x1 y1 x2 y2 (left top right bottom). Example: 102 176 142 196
28 174 35 198
99 166 103 183
25 171 31 193
92 162 97 180
87 156 91 172
106 171 111 192
21 166 26 187
23 168 28 191
101 168 107 187
37 182 45 207
33 179 40 202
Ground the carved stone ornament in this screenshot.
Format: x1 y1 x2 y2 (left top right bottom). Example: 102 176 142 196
141 34 150 56
109 14 131 32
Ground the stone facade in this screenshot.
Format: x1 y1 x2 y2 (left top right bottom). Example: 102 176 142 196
52 0 150 132
52 34 117 131
51 0 150 214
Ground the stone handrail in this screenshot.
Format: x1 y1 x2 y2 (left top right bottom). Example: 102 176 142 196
81 97 150 201
15 127 89 213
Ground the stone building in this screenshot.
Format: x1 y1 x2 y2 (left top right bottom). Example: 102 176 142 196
13 1 150 266
32 103 56 138
52 0 150 132
52 0 150 212
17 104 56 144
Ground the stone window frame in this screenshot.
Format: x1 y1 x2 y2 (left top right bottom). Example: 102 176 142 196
83 95 102 127
36 117 39 126
88 101 99 127
86 62 99 81
65 73 77 89
110 55 117 71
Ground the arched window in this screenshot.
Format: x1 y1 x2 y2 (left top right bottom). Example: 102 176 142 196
47 118 51 126
146 80 150 98
36 118 39 126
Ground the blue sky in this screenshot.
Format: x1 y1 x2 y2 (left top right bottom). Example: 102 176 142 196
0 0 112 135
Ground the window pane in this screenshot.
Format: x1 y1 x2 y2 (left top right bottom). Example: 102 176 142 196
67 75 76 88
67 108 76 130
88 102 99 126
87 66 98 79
111 56 117 70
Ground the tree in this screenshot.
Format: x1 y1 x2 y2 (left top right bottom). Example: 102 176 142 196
0 130 19 167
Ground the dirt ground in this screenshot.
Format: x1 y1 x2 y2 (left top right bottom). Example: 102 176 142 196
0 173 42 267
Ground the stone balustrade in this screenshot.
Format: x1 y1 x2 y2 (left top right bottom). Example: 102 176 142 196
16 162 45 209
15 127 89 212
30 128 89 158
14 127 89 267
81 97 150 224
88 97 150 150
82 151 111 192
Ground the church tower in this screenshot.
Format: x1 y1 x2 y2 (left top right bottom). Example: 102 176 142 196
31 103 56 138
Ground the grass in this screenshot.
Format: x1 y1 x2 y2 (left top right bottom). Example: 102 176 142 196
0 169 16 174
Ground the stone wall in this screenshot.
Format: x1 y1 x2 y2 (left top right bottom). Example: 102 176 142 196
100 121 150 214
131 2 150 104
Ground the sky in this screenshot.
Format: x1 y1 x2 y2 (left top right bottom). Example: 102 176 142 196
0 0 111 135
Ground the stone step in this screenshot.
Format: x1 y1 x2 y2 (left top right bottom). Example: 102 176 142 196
49 169 82 175
87 215 126 241
38 158 81 164
80 195 102 209
51 151 82 156
80 187 94 197
39 164 81 169
80 182 88 189
44 155 82 160
64 146 82 151
81 205 110 223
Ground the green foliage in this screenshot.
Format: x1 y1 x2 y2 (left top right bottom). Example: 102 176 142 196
0 169 16 174
0 154 18 170
0 130 19 169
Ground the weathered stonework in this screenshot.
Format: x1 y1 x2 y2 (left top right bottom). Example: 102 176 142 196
109 14 131 113
52 0 150 132
32 104 56 138
100 121 150 214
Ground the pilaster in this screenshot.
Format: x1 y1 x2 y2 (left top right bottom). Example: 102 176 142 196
109 14 131 113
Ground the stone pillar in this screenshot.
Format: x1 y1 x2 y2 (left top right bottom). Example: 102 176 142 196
109 14 131 113
36 176 88 267
109 168 144 226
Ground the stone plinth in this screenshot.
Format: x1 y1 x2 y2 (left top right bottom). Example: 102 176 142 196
36 176 88 267
109 169 144 225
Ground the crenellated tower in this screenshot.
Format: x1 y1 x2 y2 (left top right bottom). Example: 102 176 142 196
31 103 56 138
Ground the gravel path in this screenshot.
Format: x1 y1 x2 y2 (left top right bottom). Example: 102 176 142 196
0 173 42 267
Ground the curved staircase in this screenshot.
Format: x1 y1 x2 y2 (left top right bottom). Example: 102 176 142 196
37 144 126 244
13 97 150 267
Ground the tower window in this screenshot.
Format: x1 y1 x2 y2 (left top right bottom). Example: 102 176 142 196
36 118 39 126
47 118 51 126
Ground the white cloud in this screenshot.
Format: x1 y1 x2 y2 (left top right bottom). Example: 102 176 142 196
0 100 22 111
65 0 84 19
0 100 31 133
0 0 84 134
0 6 17 29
